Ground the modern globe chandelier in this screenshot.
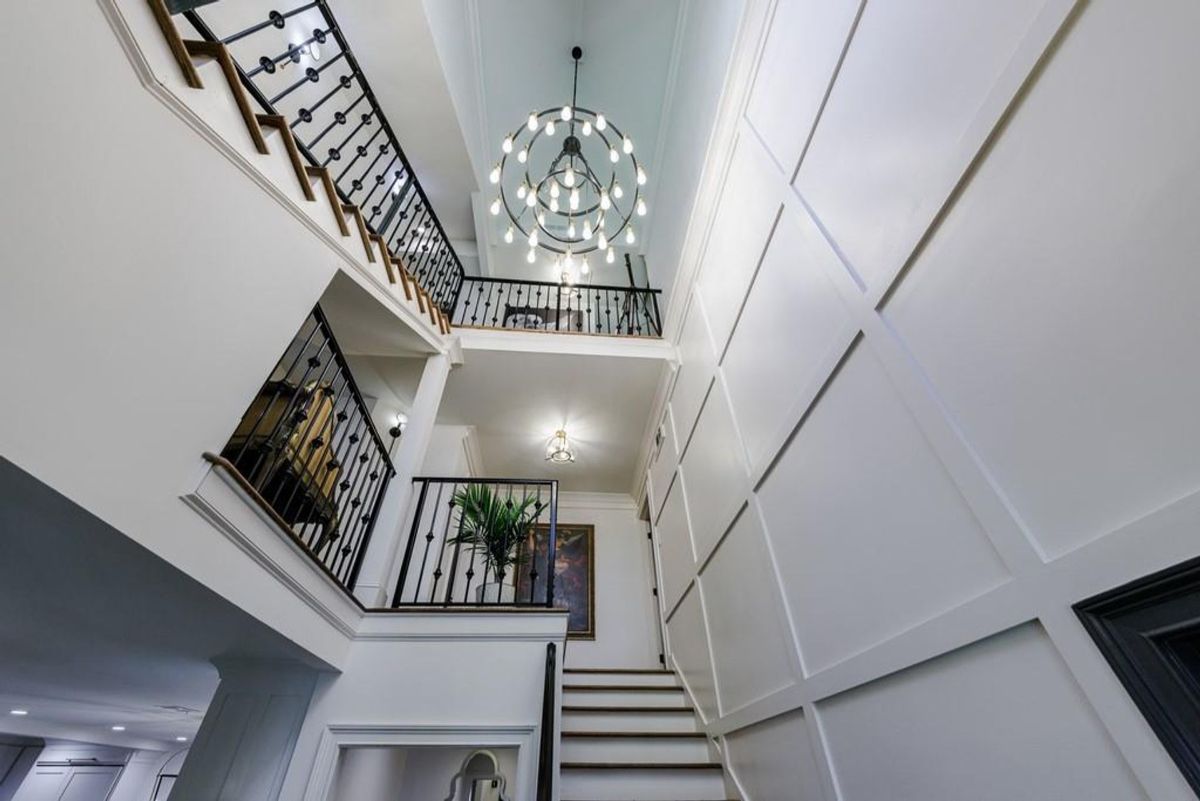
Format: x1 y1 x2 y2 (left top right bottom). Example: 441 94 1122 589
488 46 647 275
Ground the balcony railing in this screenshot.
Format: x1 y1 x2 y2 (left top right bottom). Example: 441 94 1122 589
451 277 663 337
208 305 393 593
173 0 465 313
391 478 559 607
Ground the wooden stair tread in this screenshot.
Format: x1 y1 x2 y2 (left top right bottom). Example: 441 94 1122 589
560 762 721 770
182 39 268 155
562 705 694 713
564 684 682 692
304 166 351 237
562 731 706 739
256 114 316 201
565 668 675 674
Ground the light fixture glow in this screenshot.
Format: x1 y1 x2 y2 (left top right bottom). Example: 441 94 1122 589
490 47 649 260
636 198 647 216
527 248 537 263
111 726 126 732
175 737 189 743
545 429 576 464
625 226 636 244
9 710 28 716
606 247 615 263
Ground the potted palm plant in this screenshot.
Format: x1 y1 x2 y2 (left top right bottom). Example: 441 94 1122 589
449 484 545 603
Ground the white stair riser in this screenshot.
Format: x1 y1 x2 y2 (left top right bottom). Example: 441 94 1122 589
561 736 710 763
562 689 689 708
562 709 699 733
560 768 726 800
563 672 679 687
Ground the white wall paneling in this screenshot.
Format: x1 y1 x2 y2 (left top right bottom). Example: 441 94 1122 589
641 0 1200 797
653 472 698 613
664 584 720 724
697 506 799 716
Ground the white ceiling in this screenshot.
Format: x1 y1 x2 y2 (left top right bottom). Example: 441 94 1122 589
434 347 668 492
0 459 324 752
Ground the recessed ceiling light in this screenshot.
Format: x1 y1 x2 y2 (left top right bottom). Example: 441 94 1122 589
9 709 28 716
175 736 188 742
111 725 126 732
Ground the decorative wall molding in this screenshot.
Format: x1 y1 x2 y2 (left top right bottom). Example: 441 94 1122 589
299 723 538 801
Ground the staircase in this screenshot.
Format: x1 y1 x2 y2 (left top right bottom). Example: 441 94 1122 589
560 668 732 801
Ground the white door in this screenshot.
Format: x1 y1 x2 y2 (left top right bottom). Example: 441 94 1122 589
13 765 122 801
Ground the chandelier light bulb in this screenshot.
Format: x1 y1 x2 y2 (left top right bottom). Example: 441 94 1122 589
563 250 574 269
625 226 636 244
545 120 556 136
623 136 633 154
597 231 607 250
489 165 500 184
527 248 537 263
517 148 528 164
489 198 501 216
569 188 580 210
550 197 560 213
504 226 514 244
538 210 547 226
596 113 607 131
525 191 537 207
612 182 624 200
582 220 593 240
581 257 590 275
564 167 576 188
550 183 560 199
637 166 647 185
561 105 572 121
609 148 619 163
527 112 538 131
600 190 611 210
502 135 513 154
637 198 647 216
582 120 592 136
517 184 527 200
528 230 539 247
606 246 615 263
567 221 576 238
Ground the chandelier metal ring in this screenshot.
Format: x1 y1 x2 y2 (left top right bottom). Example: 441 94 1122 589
489 48 649 266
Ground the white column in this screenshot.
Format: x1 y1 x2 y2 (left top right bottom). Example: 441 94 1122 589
352 352 452 607
170 660 318 801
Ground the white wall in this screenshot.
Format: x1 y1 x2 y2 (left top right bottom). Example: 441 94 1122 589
0 0 439 667
557 494 661 670
644 0 1200 799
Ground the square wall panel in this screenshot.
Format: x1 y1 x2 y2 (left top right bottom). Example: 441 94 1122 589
696 133 785 353
721 205 854 472
648 407 679 520
666 584 719 722
679 382 749 563
795 0 1046 291
699 507 798 715
820 623 1147 801
756 342 1009 673
725 709 826 801
884 0 1200 558
655 473 697 612
745 0 861 176
669 297 718 453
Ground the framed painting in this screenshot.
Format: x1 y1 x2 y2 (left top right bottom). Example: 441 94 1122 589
516 523 594 639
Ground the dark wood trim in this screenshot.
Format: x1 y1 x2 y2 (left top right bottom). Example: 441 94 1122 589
561 731 706 739
182 40 268 154
564 668 674 675
1075 555 1200 795
256 115 316 201
146 0 202 88
305 166 351 236
201 453 366 611
563 685 683 692
370 235 397 284
559 762 721 770
561 706 694 714
341 204 376 263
